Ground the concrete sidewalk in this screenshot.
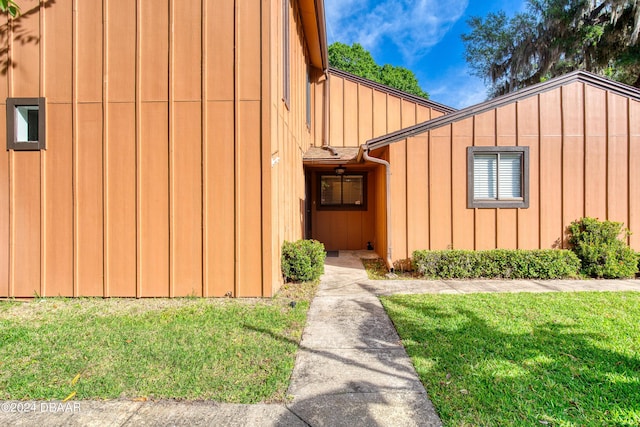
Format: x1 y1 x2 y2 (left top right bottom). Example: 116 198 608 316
285 250 442 426
2 250 638 426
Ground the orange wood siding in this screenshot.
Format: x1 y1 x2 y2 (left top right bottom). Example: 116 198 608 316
269 0 317 293
317 71 451 148
385 80 640 261
0 0 316 297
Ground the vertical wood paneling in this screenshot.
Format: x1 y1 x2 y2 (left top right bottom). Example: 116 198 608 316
539 89 563 248
406 136 428 253
11 0 40 97
238 0 260 101
343 79 358 146
76 0 103 102
0 106 8 295
629 100 640 249
429 126 452 249
172 102 202 296
387 96 401 133
474 111 496 250
390 139 407 258
496 104 517 249
516 97 540 249
0 13 9 102
329 77 343 146
208 0 234 101
140 0 169 101
584 85 607 219
562 83 585 238
606 92 628 227
44 0 72 102
107 0 135 102
44 104 73 296
140 103 169 297
451 118 474 249
106 104 136 296
13 153 41 297
417 105 431 123
76 103 104 296
173 0 201 101
207 101 235 296
372 90 387 136
237 102 262 296
358 85 373 142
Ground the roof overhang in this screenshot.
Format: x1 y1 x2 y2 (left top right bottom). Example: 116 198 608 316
298 0 328 71
303 147 361 166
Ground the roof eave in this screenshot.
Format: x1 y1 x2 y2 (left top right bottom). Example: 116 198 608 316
367 70 640 150
299 0 328 71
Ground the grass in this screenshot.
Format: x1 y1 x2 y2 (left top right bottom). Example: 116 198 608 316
0 281 317 403
381 292 640 427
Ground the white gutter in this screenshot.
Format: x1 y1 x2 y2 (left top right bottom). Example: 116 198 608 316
362 144 393 272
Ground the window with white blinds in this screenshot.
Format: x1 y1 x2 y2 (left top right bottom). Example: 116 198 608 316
467 147 529 208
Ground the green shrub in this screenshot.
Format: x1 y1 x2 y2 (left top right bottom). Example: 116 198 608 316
412 249 580 280
568 217 638 278
281 239 326 282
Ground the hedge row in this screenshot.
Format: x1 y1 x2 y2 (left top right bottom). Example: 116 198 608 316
412 249 581 280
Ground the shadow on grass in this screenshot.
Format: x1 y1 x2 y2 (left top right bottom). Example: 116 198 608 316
383 294 640 426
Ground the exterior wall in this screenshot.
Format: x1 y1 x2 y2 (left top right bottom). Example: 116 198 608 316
310 167 376 251
0 0 316 298
270 0 318 292
311 70 449 148
387 81 640 260
307 71 451 253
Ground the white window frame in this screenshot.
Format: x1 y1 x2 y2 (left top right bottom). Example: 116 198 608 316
467 146 529 208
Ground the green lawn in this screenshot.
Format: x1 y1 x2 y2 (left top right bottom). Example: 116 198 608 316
381 292 640 426
0 282 315 403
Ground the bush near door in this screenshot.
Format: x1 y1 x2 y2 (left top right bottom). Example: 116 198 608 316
281 239 326 282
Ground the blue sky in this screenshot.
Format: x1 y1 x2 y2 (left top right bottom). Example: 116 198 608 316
325 0 528 109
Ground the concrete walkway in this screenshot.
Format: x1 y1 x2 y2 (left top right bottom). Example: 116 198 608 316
2 251 639 426
285 250 442 426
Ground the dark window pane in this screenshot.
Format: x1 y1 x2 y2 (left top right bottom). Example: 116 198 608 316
342 176 363 205
320 176 342 205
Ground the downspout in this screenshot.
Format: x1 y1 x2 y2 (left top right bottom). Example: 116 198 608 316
321 71 338 156
362 144 393 272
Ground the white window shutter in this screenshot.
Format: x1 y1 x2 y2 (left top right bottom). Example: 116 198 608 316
498 153 522 199
474 154 497 199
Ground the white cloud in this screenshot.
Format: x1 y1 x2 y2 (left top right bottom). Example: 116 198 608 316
325 0 469 63
426 66 488 109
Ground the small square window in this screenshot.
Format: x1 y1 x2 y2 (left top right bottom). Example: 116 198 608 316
318 173 367 210
467 146 529 208
7 97 46 150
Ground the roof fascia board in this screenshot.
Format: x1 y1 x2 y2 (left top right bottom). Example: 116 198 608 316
298 0 328 70
367 70 640 149
328 67 456 114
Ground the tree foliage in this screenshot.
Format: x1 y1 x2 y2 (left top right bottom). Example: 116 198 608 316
0 0 19 17
328 42 429 99
462 0 640 97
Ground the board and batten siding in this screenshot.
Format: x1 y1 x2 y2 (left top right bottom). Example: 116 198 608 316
0 0 314 297
270 0 317 288
307 69 452 252
384 81 640 261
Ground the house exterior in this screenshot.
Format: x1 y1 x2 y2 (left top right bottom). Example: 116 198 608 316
1 1 638 298
362 71 640 265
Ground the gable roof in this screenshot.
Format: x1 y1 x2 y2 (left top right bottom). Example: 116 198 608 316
366 70 640 150
329 67 456 115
